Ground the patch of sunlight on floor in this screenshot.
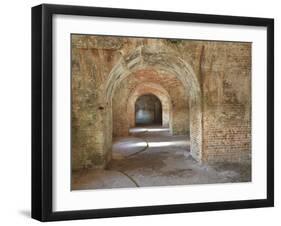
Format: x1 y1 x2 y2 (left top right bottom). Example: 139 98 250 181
146 128 170 132
127 142 147 147
148 140 189 147
114 141 147 148
129 127 170 133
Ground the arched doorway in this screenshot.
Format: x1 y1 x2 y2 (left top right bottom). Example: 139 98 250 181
135 94 162 126
106 45 202 163
126 82 172 130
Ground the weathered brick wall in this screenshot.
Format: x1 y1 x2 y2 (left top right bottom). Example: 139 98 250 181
189 97 203 162
111 79 129 137
203 119 251 163
169 84 189 135
201 43 251 163
71 35 123 169
71 46 110 169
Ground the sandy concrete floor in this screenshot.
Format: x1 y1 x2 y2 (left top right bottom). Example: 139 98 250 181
72 126 251 190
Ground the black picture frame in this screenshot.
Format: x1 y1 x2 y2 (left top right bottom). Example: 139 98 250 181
31 3 274 222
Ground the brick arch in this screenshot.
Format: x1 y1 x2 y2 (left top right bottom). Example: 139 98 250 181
105 45 200 101
127 82 172 128
106 45 202 162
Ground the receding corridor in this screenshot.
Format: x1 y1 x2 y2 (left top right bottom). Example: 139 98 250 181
72 126 250 190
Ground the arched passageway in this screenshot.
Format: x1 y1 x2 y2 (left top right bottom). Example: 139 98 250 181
126 82 172 130
135 94 162 125
106 45 202 162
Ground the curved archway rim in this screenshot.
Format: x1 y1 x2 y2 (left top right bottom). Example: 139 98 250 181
105 45 201 102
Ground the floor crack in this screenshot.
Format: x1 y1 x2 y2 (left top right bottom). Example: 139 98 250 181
117 170 140 187
128 130 149 157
